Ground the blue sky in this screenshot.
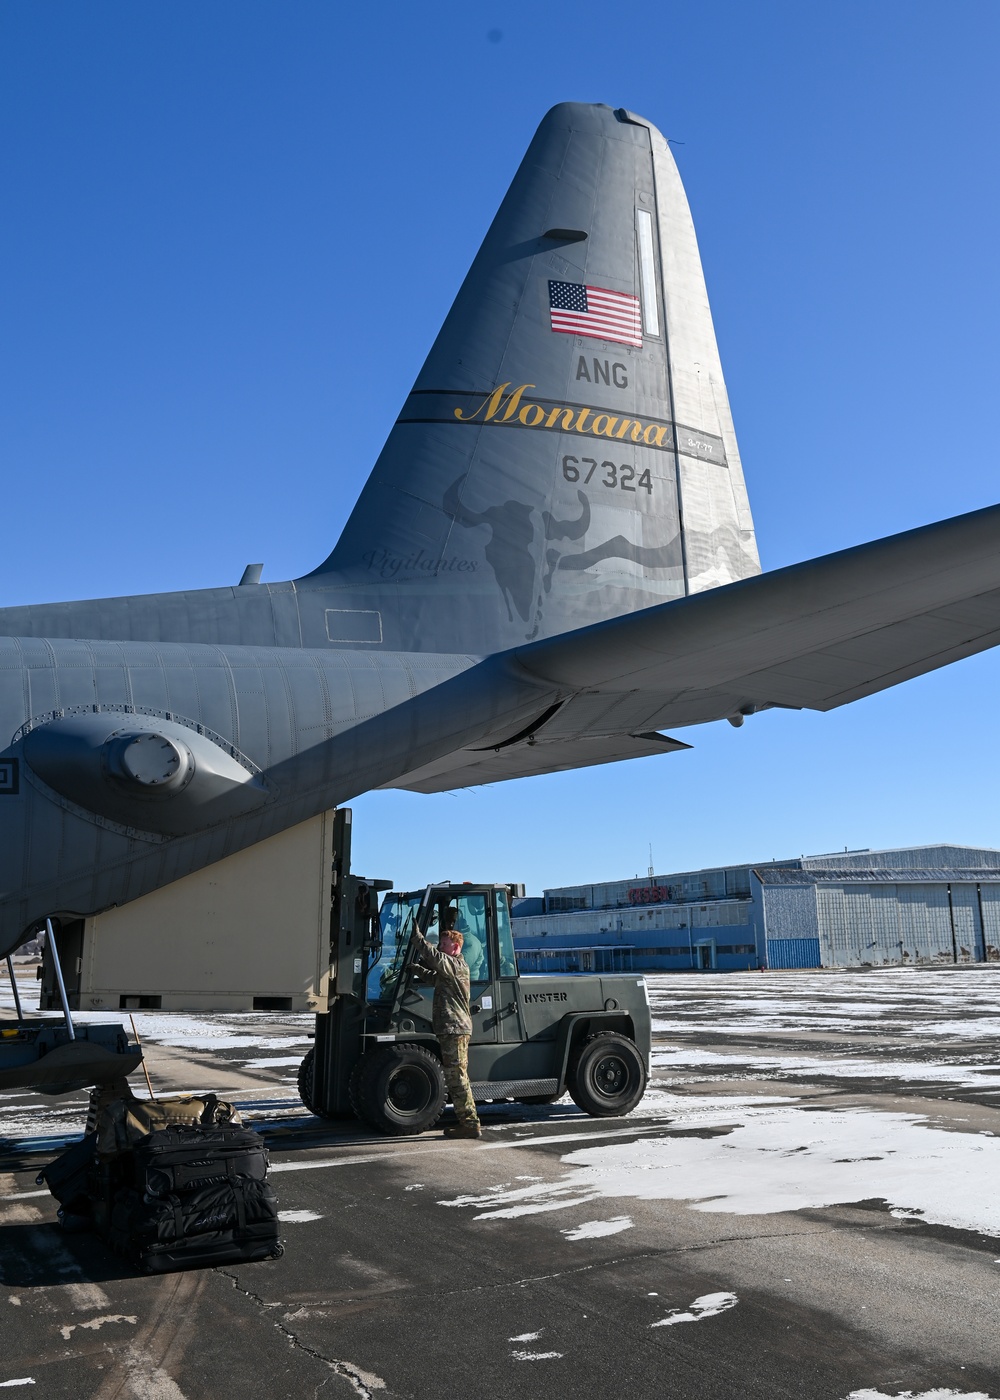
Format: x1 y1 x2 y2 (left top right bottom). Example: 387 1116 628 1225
3 2 1000 891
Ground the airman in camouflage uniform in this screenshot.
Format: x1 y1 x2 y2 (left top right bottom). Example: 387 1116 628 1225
413 912 481 1139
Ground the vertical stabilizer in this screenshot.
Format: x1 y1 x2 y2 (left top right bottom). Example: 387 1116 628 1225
304 102 759 653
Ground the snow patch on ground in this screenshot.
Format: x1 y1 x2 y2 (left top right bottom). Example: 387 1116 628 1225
651 1292 738 1327
0 996 315 1053
278 1209 323 1223
0 1106 92 1139
645 969 1000 1045
508 1329 561 1359
141 1029 310 1053
652 1046 1000 1091
442 1093 1000 1236
846 1391 999 1399
60 1315 136 1341
561 1215 633 1240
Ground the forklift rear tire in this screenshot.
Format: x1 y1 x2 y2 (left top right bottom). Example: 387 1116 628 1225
349 1044 446 1136
296 1048 355 1121
568 1032 646 1117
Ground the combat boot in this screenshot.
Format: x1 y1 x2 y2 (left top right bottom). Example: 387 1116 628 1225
443 1122 482 1139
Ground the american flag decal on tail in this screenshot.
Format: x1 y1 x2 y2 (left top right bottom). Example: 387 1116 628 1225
548 280 642 348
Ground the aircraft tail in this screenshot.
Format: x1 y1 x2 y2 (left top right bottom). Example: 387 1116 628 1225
303 102 759 653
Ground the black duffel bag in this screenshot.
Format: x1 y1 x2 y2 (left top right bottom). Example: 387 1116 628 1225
103 1124 282 1274
36 1131 98 1227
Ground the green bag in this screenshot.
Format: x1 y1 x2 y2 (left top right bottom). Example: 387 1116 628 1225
96 1092 241 1157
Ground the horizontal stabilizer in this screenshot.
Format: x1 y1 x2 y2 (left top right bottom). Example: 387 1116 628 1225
512 502 1000 727
382 730 689 794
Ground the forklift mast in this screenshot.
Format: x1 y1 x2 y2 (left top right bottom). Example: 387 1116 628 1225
311 808 391 1116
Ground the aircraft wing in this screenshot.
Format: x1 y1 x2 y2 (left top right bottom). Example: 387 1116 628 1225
382 730 690 794
511 502 1000 730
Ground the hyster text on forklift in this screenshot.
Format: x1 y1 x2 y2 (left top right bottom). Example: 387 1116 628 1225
303 811 651 1134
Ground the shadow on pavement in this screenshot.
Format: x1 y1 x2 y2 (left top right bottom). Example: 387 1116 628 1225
0 1220 141 1286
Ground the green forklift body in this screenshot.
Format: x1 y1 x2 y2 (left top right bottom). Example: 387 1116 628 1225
370 882 651 1100
305 812 651 1124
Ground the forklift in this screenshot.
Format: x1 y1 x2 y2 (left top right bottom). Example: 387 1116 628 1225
300 811 651 1134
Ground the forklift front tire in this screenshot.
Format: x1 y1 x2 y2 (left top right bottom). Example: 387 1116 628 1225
296 1048 355 1121
349 1044 446 1135
568 1032 647 1117
297 1048 318 1115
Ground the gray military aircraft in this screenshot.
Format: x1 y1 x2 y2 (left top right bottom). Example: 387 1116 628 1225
2 101 999 957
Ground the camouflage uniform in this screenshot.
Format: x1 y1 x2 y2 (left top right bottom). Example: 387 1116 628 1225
437 1033 478 1129
413 931 480 1131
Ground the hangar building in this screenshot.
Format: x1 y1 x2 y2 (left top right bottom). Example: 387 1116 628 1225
511 845 1000 972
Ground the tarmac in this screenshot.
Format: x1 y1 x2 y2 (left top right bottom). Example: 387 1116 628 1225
2 966 1000 1399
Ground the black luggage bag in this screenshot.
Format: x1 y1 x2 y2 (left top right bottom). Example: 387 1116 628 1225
101 1123 282 1274
36 1131 99 1228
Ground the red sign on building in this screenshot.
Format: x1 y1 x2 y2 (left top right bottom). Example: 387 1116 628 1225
628 885 673 905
